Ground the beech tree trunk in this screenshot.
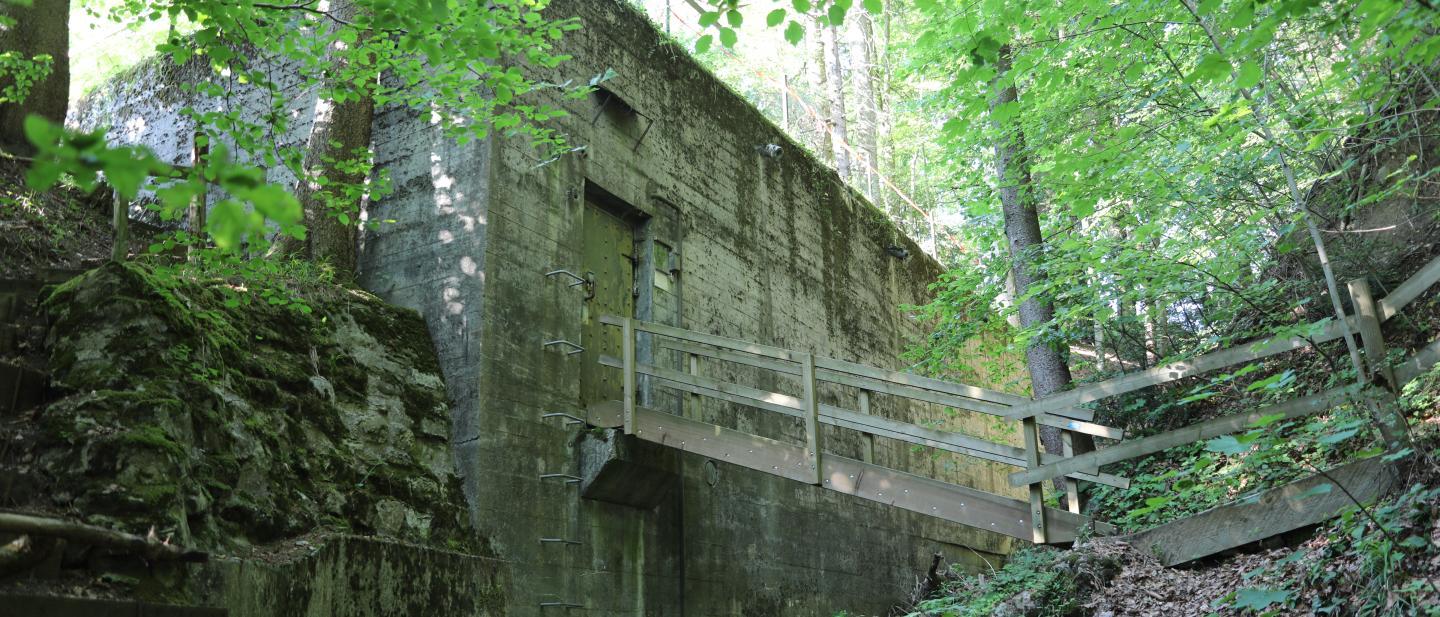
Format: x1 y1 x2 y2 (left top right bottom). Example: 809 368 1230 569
807 15 832 165
823 22 850 182
989 46 1094 465
272 2 374 276
0 0 69 156
850 11 880 199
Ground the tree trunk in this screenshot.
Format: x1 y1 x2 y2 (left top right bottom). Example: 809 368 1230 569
989 45 1091 461
0 0 69 156
807 15 832 165
878 5 893 214
850 11 880 199
823 22 850 182
272 2 374 276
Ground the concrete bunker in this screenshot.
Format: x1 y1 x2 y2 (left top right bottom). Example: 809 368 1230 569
70 0 1024 613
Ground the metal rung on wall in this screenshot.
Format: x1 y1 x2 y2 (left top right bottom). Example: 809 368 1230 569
541 412 586 426
543 340 585 355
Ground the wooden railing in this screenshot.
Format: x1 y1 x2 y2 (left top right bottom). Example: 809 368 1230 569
590 254 1440 545
1006 256 1440 517
592 315 1126 543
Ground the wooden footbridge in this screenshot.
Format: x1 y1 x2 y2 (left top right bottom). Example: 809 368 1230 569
584 256 1440 561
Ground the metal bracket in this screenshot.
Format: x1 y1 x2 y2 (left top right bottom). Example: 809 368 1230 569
539 538 582 545
540 474 582 484
543 340 585 355
541 412 586 426
545 269 595 299
539 602 585 610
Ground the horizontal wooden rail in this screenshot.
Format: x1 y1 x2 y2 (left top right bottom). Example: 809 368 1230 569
585 401 1114 542
600 355 1129 488
1008 385 1366 487
1394 335 1440 385
599 315 795 361
1010 316 1355 420
1377 254 1440 322
658 340 1120 438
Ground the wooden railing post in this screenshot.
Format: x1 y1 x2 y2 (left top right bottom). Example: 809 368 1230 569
111 190 129 262
801 352 822 485
622 317 636 435
1061 432 1081 515
1023 417 1047 543
686 351 700 421
1347 278 1407 449
187 130 208 261
858 389 875 464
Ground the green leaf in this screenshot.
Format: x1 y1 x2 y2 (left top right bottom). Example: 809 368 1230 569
827 3 846 26
1236 60 1262 89
1232 587 1291 611
1206 432 1261 455
1316 427 1359 446
1249 413 1287 428
862 0 882 13
766 8 786 27
22 114 58 148
784 21 805 45
695 34 713 53
698 11 719 27
1189 53 1231 84
792 0 811 12
725 9 742 27
719 27 737 49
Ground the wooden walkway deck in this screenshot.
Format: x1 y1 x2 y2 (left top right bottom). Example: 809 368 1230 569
587 254 1440 560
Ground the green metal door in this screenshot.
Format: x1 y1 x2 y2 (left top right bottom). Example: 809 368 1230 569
580 200 635 408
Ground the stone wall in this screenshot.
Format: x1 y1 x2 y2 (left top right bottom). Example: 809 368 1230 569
71 1 1022 614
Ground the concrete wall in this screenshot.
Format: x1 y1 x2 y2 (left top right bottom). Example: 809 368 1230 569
416 1 1019 615
72 1 1021 614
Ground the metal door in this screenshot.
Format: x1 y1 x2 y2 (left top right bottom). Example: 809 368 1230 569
580 200 635 408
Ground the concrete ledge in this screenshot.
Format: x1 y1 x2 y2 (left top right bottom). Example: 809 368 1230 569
0 593 226 616
575 428 679 509
192 534 509 617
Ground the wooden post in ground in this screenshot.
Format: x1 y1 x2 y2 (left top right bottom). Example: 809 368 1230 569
1347 278 1407 449
1023 416 1047 543
801 352 822 485
187 130 208 260
622 317 636 435
858 389 875 464
111 190 128 262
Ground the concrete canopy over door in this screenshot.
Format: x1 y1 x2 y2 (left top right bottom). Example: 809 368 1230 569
580 199 637 409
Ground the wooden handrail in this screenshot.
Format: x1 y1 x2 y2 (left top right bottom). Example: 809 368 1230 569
1009 316 1356 420
1377 253 1440 322
1007 385 1366 487
598 355 1130 488
600 315 795 361
658 339 1123 439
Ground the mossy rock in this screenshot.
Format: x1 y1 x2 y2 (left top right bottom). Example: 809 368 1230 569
22 261 471 552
